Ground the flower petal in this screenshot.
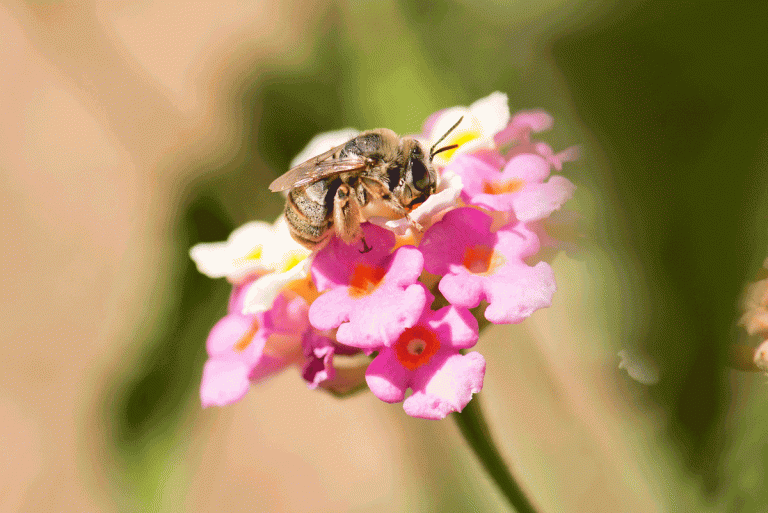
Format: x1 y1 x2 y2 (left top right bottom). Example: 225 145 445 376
241 258 311 315
365 349 410 403
438 271 484 309
501 153 551 183
310 223 395 292
483 262 556 324
302 334 337 389
200 359 251 407
468 91 510 139
333 283 429 349
427 304 479 349
403 352 486 420
189 221 273 283
494 109 553 145
510 176 576 223
206 314 260 357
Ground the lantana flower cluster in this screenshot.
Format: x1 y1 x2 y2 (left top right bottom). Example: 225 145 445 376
190 92 577 419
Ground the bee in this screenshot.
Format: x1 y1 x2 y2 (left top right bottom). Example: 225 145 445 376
269 117 462 252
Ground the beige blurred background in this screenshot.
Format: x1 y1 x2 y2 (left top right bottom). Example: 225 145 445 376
3 1 766 512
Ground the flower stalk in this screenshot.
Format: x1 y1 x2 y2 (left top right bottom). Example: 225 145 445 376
453 396 538 513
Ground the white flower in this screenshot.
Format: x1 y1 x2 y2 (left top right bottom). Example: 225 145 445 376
241 257 312 314
289 128 360 168
426 92 511 168
189 217 310 284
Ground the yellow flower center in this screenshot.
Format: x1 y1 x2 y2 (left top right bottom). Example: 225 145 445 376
279 251 306 272
244 245 263 260
440 131 480 161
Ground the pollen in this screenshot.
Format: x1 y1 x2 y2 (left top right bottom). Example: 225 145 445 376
234 319 260 352
394 325 440 370
348 263 387 298
462 244 503 275
482 178 524 195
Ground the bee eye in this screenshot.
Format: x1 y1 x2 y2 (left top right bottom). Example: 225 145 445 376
387 166 401 189
409 159 431 191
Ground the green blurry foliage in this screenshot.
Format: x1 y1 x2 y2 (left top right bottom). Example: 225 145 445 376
552 1 768 502
104 193 233 508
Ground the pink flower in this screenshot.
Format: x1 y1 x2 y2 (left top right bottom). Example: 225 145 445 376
419 208 556 324
309 223 430 350
302 332 347 389
494 109 553 146
200 282 309 407
365 306 485 420
301 332 363 390
449 153 575 223
494 109 579 172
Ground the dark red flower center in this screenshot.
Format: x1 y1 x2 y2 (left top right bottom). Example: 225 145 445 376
394 325 441 370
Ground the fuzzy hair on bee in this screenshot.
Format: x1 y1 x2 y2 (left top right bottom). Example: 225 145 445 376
269 118 462 253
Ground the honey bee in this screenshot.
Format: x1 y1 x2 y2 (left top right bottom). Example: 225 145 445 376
269 117 462 252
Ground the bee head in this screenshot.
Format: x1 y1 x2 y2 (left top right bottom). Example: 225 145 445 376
395 139 436 210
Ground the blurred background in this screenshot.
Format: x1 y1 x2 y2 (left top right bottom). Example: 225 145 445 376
2 0 768 511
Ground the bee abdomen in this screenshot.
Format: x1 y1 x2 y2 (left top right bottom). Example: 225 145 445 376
285 187 333 249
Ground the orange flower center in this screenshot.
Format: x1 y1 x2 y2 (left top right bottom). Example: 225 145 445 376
348 263 387 298
234 319 260 352
286 277 320 305
482 178 524 195
462 244 503 275
394 325 441 370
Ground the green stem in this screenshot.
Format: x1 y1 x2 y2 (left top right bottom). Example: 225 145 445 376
452 397 538 513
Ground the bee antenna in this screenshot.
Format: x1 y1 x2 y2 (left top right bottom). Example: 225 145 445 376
430 144 459 158
430 116 464 159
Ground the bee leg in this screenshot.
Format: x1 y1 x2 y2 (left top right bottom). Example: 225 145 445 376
404 212 424 232
359 237 373 254
360 177 423 231
334 183 364 246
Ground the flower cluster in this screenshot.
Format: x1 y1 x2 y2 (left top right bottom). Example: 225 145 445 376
190 92 577 419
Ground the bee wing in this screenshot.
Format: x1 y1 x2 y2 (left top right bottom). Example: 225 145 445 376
269 144 368 192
